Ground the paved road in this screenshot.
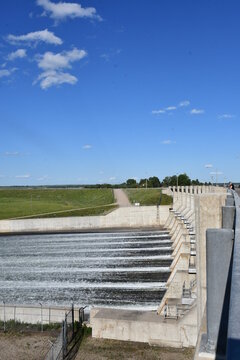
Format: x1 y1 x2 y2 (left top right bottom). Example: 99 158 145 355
114 189 132 207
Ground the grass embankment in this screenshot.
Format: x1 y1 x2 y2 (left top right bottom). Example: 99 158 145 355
125 188 172 206
0 188 117 220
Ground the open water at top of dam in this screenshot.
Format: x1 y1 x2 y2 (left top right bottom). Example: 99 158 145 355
0 230 173 310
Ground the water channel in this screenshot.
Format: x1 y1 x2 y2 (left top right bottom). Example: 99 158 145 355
0 230 173 310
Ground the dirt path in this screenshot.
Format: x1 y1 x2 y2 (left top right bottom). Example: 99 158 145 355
113 189 132 207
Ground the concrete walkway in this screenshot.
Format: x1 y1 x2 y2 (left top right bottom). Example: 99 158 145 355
113 189 132 207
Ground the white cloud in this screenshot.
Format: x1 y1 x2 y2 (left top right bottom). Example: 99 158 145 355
161 140 176 145
7 49 27 61
165 106 177 111
218 114 235 119
37 175 48 181
15 174 31 178
152 109 165 115
37 48 87 70
37 0 102 21
7 29 62 46
205 164 213 168
179 100 190 107
0 68 17 79
82 144 92 149
190 108 205 115
35 70 78 89
35 48 87 89
0 69 12 78
109 177 116 181
4 151 20 156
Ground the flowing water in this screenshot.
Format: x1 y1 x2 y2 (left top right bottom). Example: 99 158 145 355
0 230 173 310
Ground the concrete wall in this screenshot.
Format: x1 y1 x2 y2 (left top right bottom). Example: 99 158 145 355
195 193 227 331
0 304 79 324
91 307 197 348
0 205 170 234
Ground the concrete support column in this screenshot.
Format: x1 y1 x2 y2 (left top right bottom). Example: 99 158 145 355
205 228 233 352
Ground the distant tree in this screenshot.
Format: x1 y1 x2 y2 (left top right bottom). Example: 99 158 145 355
139 178 148 187
178 173 191 186
192 179 200 185
162 176 172 187
169 175 178 186
126 179 137 188
148 176 161 188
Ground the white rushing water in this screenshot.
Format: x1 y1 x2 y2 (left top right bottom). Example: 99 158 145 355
0 230 173 310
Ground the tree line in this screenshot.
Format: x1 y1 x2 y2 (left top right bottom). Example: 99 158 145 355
84 173 211 189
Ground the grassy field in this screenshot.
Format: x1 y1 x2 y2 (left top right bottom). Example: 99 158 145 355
0 188 116 220
125 188 172 206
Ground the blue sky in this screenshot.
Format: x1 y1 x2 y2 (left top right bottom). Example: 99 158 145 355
0 0 240 185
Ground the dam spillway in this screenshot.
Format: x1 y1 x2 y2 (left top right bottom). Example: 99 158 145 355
0 230 173 310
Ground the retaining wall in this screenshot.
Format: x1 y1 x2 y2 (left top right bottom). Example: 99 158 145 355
0 205 170 234
0 304 78 324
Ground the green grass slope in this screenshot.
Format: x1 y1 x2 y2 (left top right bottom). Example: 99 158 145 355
0 188 116 219
125 188 172 206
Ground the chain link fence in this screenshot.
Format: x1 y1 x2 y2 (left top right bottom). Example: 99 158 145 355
44 305 85 360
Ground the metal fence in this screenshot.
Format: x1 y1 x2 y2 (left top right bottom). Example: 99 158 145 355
44 305 85 360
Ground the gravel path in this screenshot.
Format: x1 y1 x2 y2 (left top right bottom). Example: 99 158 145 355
113 189 132 207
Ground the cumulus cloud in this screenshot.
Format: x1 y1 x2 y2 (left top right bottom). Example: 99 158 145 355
7 29 62 46
37 48 87 70
179 100 190 107
35 48 87 89
35 70 77 89
190 108 205 115
218 114 235 119
37 0 102 21
82 144 92 149
7 49 27 61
